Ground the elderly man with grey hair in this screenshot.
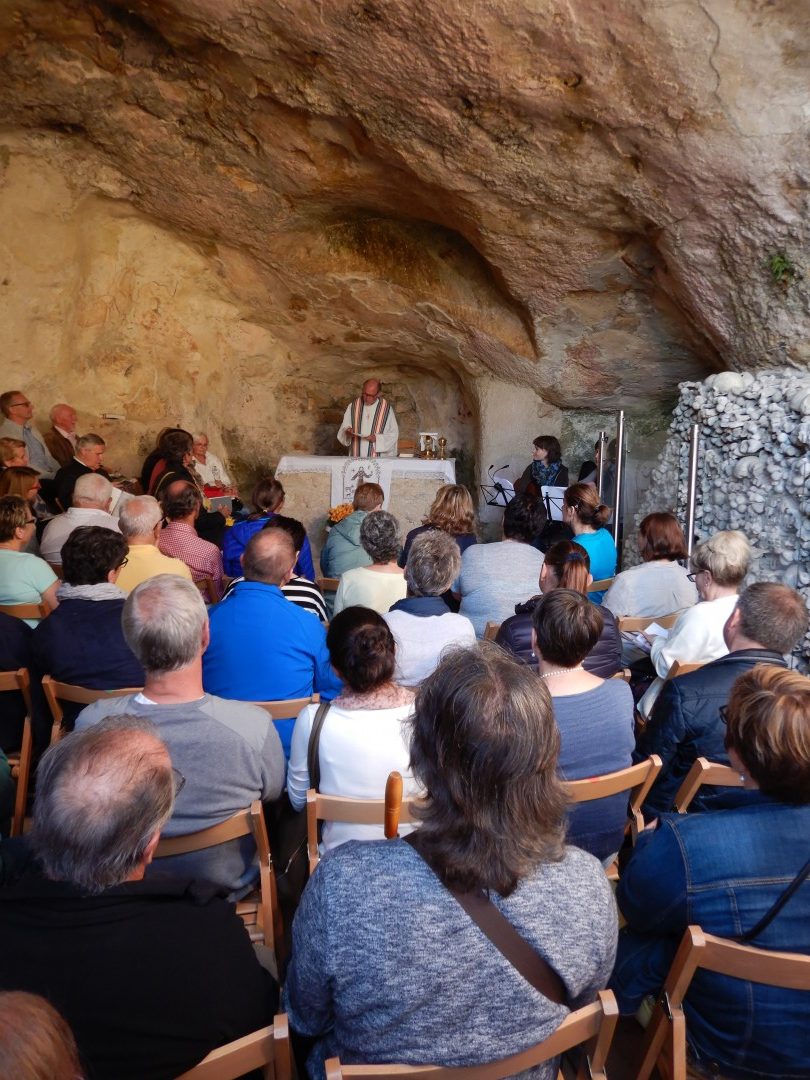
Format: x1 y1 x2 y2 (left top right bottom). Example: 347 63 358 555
53 432 112 511
39 471 120 566
75 575 285 895
383 530 476 686
115 494 192 593
0 716 276 1079
44 402 78 467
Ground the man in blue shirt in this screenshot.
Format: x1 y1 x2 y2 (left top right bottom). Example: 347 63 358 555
204 528 342 756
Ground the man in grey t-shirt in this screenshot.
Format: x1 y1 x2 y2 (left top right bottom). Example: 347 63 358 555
76 574 285 895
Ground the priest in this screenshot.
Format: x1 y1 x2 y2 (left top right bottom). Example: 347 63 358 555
337 378 399 458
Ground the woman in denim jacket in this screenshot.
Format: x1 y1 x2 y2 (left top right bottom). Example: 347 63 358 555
612 664 810 1079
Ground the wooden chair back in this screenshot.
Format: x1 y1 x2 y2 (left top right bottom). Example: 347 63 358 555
610 668 632 682
590 577 615 592
306 771 421 875
195 576 219 604
254 694 319 721
672 756 746 813
316 577 340 594
41 675 143 746
637 926 810 1080
483 621 500 641
566 755 663 847
175 1014 292 1080
325 990 618 1080
155 800 283 963
616 611 681 633
0 602 49 621
0 668 34 837
666 659 704 679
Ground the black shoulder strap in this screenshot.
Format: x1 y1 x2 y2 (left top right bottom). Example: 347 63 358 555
737 854 810 943
306 702 331 793
404 835 569 1007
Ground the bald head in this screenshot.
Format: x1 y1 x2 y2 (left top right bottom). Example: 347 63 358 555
242 528 296 585
50 403 77 432
31 717 174 893
161 480 202 522
362 378 381 404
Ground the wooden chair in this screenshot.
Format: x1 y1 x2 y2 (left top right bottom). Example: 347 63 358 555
610 668 632 682
307 770 420 875
254 694 319 721
666 659 704 679
0 669 34 837
155 800 283 963
637 926 810 1080
483 621 500 641
566 756 663 879
41 675 143 746
590 577 615 592
175 1014 292 1080
325 989 619 1080
616 611 681 634
0 602 49 621
316 577 340 594
194 576 219 604
672 756 746 813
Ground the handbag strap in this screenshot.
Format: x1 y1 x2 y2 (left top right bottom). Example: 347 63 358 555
306 701 331 794
404 835 569 1007
737 853 810 943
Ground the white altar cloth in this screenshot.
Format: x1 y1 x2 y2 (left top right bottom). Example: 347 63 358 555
276 455 456 509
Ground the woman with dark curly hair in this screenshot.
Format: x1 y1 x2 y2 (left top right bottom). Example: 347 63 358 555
286 606 417 851
284 642 617 1072
333 510 406 615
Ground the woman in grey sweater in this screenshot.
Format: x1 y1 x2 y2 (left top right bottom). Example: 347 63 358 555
284 643 617 1077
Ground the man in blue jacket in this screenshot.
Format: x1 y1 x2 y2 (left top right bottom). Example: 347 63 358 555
635 581 808 815
204 528 342 756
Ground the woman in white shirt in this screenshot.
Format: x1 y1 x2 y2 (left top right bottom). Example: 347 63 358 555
604 512 698 620
333 510 407 615
287 606 418 851
639 530 752 717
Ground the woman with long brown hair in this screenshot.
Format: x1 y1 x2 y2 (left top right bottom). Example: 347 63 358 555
496 539 622 676
284 642 617 1070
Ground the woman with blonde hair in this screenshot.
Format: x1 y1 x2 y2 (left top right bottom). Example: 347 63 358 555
0 992 84 1080
562 483 615 601
638 529 752 717
0 438 27 470
400 483 477 568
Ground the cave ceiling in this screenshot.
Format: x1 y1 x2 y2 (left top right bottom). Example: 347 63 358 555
1 0 809 409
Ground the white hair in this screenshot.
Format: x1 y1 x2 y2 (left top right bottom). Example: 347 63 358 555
122 575 207 673
119 495 162 539
72 472 113 508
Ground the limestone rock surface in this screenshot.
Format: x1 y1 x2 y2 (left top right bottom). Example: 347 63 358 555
1 0 808 477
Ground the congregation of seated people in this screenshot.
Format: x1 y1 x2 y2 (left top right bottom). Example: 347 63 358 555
0 403 809 1080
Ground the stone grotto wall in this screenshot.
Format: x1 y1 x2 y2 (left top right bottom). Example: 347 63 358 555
632 369 810 663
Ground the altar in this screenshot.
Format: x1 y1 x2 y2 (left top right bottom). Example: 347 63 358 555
275 455 456 563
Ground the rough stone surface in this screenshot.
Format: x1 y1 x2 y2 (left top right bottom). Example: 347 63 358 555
1 0 809 481
632 369 810 665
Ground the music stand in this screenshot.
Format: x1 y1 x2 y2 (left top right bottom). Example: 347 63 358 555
541 485 567 521
480 466 515 508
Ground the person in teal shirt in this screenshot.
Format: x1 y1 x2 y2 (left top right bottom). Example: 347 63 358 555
562 483 617 602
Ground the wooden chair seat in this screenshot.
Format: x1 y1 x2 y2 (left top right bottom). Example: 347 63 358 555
637 926 810 1080
175 1013 292 1080
616 611 681 634
307 771 421 875
0 668 33 836
0 602 49 621
155 800 283 965
41 675 143 746
672 757 746 813
325 990 619 1080
254 694 319 721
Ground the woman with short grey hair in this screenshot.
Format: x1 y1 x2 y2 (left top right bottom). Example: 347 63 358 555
384 531 476 686
333 510 407 615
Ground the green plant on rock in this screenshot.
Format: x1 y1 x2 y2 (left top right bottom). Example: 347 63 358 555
768 252 797 287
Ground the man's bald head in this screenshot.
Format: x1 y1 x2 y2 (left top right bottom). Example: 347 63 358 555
50 403 77 431
242 528 296 585
362 379 381 403
161 480 202 522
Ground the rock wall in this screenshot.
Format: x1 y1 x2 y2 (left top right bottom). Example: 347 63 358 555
633 369 810 663
1 0 808 486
